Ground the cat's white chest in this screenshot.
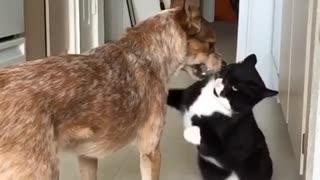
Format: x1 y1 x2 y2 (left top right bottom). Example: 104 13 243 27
182 80 232 146
183 80 232 129
226 172 240 180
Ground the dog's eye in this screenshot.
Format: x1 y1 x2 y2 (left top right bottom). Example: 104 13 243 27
232 86 238 91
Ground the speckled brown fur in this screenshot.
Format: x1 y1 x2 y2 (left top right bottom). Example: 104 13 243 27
0 0 223 180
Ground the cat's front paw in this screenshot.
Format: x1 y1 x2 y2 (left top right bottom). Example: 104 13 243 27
184 126 201 145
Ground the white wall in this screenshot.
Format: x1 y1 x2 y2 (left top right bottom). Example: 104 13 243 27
272 0 283 74
236 0 278 90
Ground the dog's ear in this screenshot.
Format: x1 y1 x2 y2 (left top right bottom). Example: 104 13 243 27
184 0 201 34
173 0 201 35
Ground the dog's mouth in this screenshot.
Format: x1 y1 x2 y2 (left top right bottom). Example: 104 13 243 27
191 64 214 78
191 62 226 79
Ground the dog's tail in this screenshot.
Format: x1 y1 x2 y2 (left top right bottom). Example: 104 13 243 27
167 89 184 111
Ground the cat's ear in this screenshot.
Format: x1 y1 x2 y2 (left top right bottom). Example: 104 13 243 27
263 88 278 97
243 54 257 66
167 89 184 111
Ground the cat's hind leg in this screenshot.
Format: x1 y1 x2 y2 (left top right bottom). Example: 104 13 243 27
198 155 231 180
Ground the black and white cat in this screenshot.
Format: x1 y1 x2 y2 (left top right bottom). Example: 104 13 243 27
167 54 277 180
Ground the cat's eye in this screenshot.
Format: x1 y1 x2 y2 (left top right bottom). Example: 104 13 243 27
232 86 238 91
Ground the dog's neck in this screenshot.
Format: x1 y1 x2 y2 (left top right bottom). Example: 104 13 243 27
118 9 187 81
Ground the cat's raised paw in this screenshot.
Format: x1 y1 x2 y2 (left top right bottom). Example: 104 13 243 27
184 126 201 145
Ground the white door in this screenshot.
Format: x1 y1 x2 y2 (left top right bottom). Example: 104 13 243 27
280 0 312 174
279 0 294 124
237 0 312 175
236 0 278 91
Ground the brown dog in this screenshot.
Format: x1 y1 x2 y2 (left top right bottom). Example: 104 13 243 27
0 0 224 180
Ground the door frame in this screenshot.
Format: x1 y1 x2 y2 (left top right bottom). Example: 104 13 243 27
304 0 320 179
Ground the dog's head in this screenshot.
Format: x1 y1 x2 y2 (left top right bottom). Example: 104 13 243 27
171 0 226 79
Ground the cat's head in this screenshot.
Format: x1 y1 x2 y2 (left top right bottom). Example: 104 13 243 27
213 54 278 113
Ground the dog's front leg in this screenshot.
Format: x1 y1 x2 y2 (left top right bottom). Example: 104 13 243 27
78 156 98 180
139 146 161 180
138 110 165 180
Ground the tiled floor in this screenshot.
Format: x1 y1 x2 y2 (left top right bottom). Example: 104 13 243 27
60 22 301 180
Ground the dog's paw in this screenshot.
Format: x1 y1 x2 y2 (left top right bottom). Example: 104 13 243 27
184 126 201 145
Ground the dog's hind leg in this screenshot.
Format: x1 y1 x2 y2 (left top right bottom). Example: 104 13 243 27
78 156 98 180
0 125 59 180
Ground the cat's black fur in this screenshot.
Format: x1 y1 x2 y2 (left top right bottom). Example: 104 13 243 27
167 54 277 180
